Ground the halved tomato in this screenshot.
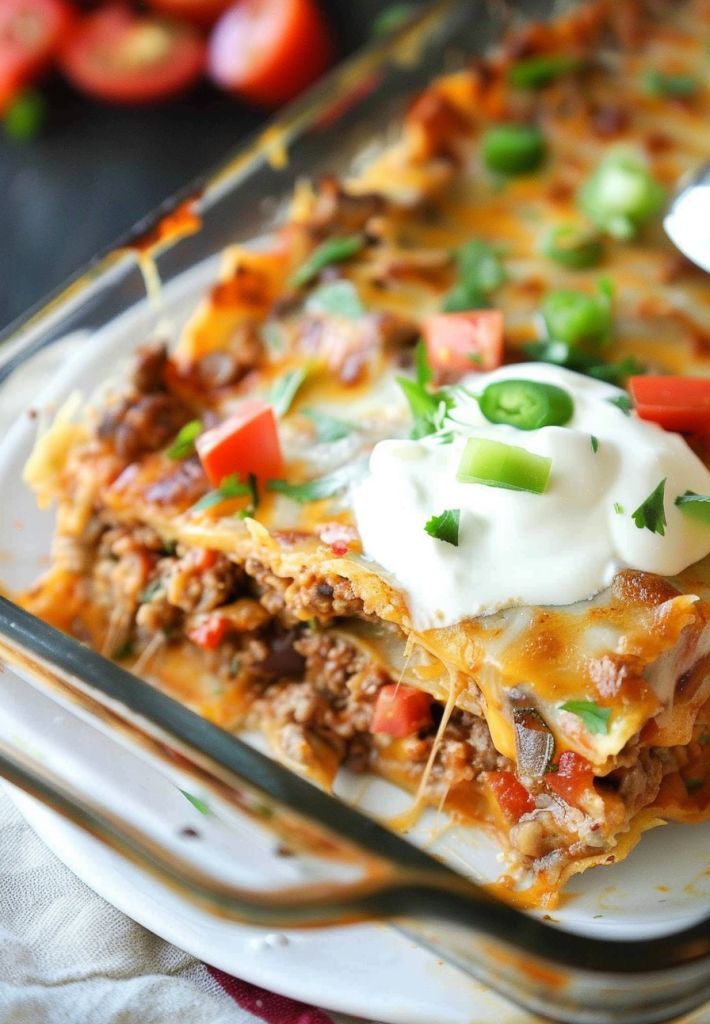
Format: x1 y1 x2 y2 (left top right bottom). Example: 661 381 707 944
208 0 335 109
147 0 232 28
0 0 73 112
58 5 205 105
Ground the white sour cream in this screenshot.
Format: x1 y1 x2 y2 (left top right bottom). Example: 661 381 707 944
351 363 710 629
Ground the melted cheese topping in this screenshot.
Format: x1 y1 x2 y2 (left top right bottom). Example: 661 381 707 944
352 364 710 629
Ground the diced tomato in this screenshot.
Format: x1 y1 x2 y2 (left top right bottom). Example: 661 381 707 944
187 613 230 649
58 6 205 106
629 376 710 433
207 0 335 109
195 399 284 486
0 0 74 112
485 770 535 821
545 751 595 809
370 684 432 738
423 311 504 377
147 0 232 27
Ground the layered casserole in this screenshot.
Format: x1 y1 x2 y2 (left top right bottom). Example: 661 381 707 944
20 0 710 905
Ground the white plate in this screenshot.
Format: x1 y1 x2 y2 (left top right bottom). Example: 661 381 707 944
1 262 710 1024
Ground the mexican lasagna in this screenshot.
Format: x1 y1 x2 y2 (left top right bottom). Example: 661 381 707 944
20 0 710 905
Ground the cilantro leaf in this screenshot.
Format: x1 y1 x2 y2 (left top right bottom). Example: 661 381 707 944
268 463 363 504
270 366 308 418
167 419 203 460
396 375 454 440
424 509 460 546
590 435 599 454
414 338 432 387
631 478 667 536
302 408 353 442
191 473 251 512
607 393 633 415
179 790 210 815
441 239 504 312
523 340 645 386
238 473 259 520
675 490 710 526
305 280 365 319
290 235 364 288
560 700 612 735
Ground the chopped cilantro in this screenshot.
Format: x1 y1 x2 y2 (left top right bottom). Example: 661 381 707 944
614 502 625 515
643 69 697 98
290 235 364 288
414 338 432 387
523 340 645 386
268 463 362 503
167 419 203 460
631 478 667 536
607 393 633 415
396 375 454 439
302 408 353 442
238 473 259 519
591 435 599 454
424 508 460 546
560 700 612 735
270 366 308 418
138 579 163 604
180 790 210 815
191 474 251 512
509 54 582 90
442 239 505 312
4 89 46 143
305 279 365 318
675 491 710 526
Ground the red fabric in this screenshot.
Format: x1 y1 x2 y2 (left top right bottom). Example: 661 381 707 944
208 966 336 1024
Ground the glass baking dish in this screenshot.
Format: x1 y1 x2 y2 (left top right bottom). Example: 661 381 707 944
1 2 709 1022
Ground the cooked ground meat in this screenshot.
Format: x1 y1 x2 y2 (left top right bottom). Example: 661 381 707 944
163 547 244 613
132 341 169 393
244 559 365 623
142 456 209 508
98 392 191 461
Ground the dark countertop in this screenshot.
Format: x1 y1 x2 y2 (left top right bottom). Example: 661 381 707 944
0 1 392 331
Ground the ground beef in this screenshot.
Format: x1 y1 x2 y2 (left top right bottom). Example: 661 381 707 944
142 456 209 508
243 559 365 624
97 392 191 461
163 547 244 613
132 341 168 393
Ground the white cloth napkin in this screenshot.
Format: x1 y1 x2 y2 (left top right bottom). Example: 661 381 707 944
0 789 368 1024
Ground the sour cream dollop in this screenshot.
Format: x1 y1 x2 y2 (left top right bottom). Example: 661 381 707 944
351 363 710 629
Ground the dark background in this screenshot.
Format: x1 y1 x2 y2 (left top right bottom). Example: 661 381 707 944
0 1 397 331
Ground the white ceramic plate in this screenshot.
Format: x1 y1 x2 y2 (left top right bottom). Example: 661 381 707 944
1 263 710 1024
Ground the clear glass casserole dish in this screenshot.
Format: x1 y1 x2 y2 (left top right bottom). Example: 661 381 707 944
1 2 710 1022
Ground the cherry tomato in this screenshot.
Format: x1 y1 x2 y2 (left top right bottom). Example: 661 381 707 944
147 0 232 28
0 0 73 112
370 684 432 738
423 310 504 378
545 751 595 809
195 399 284 486
208 0 335 109
58 5 205 106
187 613 230 649
629 376 710 433
485 770 535 821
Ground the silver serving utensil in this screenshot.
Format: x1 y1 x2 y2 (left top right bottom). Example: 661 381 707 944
664 162 710 272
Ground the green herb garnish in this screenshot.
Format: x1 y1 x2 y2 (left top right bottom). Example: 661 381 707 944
270 367 308 418
560 700 611 735
302 408 353 442
167 419 203 460
396 376 454 439
305 279 365 319
482 123 546 175
138 579 163 604
268 464 362 504
238 473 259 519
541 282 613 351
180 790 210 815
291 235 364 288
424 508 460 546
509 54 582 90
591 435 599 454
607 393 633 415
675 491 710 526
442 239 505 312
523 340 645 386
541 225 604 270
614 502 625 515
4 89 46 142
191 474 251 512
643 69 697 98
631 478 667 536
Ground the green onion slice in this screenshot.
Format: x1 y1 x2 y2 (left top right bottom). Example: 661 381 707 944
481 123 546 175
508 54 582 90
457 438 552 493
541 225 603 270
541 282 612 351
675 491 710 525
578 148 665 240
290 235 363 288
478 379 574 431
